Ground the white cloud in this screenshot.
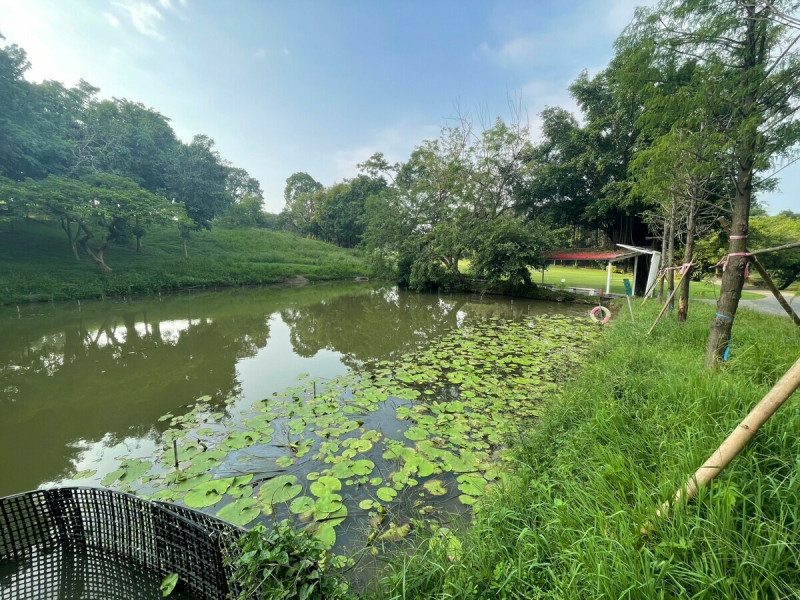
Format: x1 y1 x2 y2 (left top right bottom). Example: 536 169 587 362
476 0 655 71
330 122 440 183
520 79 582 140
104 12 120 27
111 0 165 39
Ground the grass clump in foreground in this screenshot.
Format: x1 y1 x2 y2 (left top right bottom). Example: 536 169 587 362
0 220 368 305
379 302 800 599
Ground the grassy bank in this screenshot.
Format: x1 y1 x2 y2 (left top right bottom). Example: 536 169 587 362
0 220 368 305
380 302 800 599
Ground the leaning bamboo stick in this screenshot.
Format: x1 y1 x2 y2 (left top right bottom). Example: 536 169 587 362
644 355 800 532
642 272 665 306
646 288 678 335
748 241 800 256
748 256 800 327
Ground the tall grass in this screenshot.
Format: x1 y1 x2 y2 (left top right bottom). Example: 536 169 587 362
379 302 800 599
0 220 367 304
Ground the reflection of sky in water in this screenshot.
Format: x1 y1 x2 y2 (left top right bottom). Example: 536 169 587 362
92 318 203 348
235 315 347 409
0 284 586 496
47 313 349 490
47 433 162 490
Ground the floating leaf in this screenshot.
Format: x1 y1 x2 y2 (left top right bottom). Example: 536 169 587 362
376 487 397 502
379 522 412 542
359 499 378 510
275 455 294 468
220 431 260 451
458 494 477 506
289 496 315 515
310 476 342 497
457 474 485 497
309 522 336 549
102 459 152 486
423 480 447 496
403 427 428 442
216 498 259 526
258 475 302 505
184 479 231 508
314 495 344 515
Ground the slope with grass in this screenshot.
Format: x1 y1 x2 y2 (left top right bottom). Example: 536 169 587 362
0 220 368 305
380 302 800 599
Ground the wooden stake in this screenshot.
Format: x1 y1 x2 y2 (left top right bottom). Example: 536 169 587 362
644 355 800 533
748 241 800 256
748 256 800 327
642 272 665 305
646 288 678 335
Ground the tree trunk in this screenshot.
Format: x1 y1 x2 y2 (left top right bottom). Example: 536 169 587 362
677 194 698 323
705 163 753 366
704 6 759 368
136 235 143 253
183 238 189 259
667 205 675 311
61 217 80 261
658 220 669 301
78 227 112 274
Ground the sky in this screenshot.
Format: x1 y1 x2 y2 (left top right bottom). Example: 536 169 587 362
0 0 796 215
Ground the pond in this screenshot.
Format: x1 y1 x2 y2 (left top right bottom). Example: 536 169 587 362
0 281 596 581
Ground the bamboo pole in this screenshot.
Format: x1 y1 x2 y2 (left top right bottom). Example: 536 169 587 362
644 356 800 532
646 287 678 335
642 272 665 305
748 241 800 256
748 256 800 327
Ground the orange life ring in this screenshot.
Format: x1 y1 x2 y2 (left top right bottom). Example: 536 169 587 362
589 305 611 324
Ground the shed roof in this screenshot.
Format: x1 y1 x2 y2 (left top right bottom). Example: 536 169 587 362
547 250 632 261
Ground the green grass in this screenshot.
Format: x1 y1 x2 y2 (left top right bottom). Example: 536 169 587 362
541 264 763 299
0 220 368 305
378 301 800 599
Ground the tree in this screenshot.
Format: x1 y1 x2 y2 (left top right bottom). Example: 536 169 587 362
748 214 800 288
225 166 263 204
281 172 323 236
638 0 800 366
14 174 183 271
166 135 233 229
523 64 654 248
314 175 386 247
470 217 556 288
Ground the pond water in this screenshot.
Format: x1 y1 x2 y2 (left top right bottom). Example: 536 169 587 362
1 281 595 588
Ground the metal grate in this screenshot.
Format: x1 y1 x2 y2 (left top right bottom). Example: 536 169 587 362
0 487 244 600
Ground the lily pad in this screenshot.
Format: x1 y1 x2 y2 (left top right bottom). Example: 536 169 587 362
376 487 397 502
184 479 231 508
403 426 428 442
216 498 260 526
258 475 302 505
310 476 342 497
423 480 447 496
289 496 315 515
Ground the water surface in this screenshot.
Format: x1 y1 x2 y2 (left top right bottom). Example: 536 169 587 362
0 282 581 497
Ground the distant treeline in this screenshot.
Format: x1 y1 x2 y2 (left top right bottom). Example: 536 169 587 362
0 32 275 271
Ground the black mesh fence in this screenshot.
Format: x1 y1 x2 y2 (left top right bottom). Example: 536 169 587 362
0 487 244 600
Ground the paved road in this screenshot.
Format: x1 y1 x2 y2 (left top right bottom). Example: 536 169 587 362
736 291 799 317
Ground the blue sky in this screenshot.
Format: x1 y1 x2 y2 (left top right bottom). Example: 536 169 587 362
0 0 796 214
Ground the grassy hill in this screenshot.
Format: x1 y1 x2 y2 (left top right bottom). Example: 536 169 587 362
0 220 368 305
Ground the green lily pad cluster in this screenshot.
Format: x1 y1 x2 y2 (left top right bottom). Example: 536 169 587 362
87 314 598 550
